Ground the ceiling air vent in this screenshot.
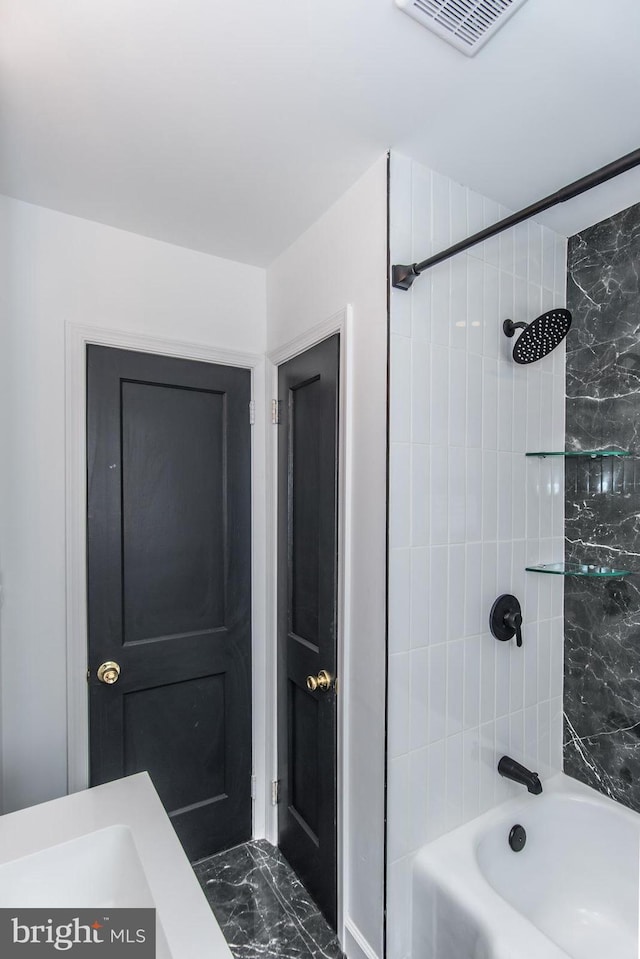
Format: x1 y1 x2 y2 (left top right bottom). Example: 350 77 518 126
395 0 530 56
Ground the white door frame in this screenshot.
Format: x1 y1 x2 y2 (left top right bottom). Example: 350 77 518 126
265 306 352 943
64 322 270 835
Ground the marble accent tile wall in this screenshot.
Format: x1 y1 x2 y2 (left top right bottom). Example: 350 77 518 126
387 153 567 959
564 201 640 808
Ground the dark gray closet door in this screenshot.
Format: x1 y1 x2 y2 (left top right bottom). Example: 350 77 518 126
277 334 340 928
87 345 252 862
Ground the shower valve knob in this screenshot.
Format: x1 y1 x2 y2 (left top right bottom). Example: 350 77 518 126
504 609 523 647
490 595 523 648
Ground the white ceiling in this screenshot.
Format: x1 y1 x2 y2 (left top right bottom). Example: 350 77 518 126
2 0 640 267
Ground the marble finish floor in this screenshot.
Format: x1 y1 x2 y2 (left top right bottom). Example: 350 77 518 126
193 840 344 959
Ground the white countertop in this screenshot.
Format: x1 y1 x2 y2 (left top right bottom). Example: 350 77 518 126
0 772 232 959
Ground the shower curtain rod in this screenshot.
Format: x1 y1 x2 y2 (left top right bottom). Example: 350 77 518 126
392 146 640 290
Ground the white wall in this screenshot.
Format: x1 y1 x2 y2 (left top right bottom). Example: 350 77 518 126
0 200 10 811
387 154 567 959
267 155 388 959
0 195 266 814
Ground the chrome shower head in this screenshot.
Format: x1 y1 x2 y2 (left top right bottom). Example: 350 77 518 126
503 309 571 364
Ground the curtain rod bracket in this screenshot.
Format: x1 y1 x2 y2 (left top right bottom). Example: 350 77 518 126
391 263 419 290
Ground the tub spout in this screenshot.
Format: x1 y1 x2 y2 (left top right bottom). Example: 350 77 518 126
498 755 543 795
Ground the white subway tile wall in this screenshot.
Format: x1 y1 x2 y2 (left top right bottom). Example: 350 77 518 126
387 154 567 959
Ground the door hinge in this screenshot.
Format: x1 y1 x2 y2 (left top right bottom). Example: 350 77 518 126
271 779 280 805
271 399 281 425
251 775 257 800
249 400 256 425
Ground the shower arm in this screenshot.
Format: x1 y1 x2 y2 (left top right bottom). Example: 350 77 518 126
503 319 528 337
392 147 640 290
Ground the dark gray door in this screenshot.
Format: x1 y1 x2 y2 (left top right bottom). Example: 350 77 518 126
277 334 339 928
87 345 252 862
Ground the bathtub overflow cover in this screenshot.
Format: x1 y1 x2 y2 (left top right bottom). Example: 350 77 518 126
508 824 527 852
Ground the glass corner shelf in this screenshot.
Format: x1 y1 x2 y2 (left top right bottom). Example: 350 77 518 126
525 450 631 458
525 562 632 578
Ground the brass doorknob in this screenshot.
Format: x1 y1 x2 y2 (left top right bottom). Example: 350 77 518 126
306 669 333 692
97 661 121 685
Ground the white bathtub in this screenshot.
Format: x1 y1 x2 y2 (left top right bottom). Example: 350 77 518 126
0 773 231 959
413 773 639 959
